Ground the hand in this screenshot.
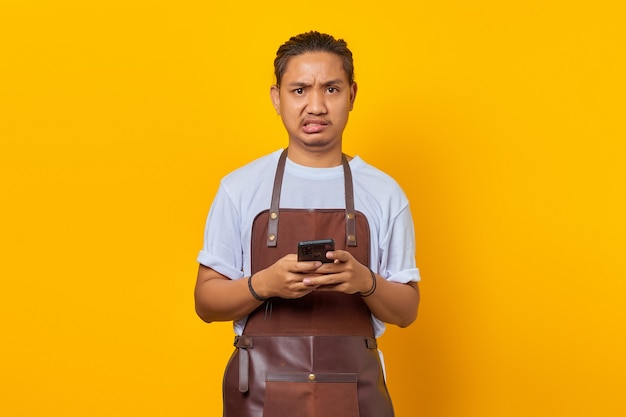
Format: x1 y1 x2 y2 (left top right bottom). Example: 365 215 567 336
300 250 374 295
253 254 325 299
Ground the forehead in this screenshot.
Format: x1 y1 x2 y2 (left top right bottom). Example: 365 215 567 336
281 52 349 84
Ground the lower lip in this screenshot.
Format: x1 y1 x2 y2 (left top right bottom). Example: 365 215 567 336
302 124 327 134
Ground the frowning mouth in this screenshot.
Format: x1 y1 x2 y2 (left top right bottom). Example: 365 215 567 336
302 119 329 134
303 118 329 126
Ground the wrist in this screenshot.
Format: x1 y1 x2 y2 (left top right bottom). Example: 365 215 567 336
360 269 377 297
248 273 268 302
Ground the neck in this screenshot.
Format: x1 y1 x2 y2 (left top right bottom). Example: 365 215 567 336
286 143 344 168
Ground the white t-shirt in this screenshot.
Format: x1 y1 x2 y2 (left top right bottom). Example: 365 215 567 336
198 149 420 336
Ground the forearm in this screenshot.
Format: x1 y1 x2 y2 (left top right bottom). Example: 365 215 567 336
362 274 420 328
194 265 263 323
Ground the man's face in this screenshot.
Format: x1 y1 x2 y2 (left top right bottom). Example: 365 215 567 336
270 52 357 155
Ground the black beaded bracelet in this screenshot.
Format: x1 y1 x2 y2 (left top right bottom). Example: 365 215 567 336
360 269 377 297
248 274 268 302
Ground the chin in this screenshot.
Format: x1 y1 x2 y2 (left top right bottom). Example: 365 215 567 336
300 136 335 149
305 140 331 148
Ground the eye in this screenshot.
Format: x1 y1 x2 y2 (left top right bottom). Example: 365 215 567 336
327 87 338 93
294 88 304 95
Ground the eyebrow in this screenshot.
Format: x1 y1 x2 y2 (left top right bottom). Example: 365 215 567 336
285 79 346 88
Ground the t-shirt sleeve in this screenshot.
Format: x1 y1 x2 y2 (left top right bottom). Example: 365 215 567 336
197 182 245 280
380 203 421 284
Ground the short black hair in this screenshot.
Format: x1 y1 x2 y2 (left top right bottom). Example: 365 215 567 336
274 31 354 87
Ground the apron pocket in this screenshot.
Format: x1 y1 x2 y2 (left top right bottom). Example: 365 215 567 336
263 372 359 417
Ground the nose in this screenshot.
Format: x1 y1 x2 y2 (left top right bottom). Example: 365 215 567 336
305 89 327 115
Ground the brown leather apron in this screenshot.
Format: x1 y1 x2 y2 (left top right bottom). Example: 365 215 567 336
223 150 395 417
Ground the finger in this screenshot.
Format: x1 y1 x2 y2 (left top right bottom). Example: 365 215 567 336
302 273 341 287
325 250 350 263
295 261 323 272
302 276 320 286
312 284 342 292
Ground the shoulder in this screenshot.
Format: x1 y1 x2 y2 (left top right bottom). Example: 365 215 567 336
350 156 412 224
222 150 282 183
214 150 282 209
350 156 407 197
219 150 282 192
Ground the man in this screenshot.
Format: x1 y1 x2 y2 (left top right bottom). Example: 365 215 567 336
195 31 420 417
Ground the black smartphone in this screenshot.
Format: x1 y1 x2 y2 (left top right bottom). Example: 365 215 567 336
297 239 335 263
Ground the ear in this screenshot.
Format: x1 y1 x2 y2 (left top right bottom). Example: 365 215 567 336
348 82 358 111
270 85 281 115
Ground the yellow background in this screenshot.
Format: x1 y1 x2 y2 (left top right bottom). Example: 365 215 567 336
1 1 625 416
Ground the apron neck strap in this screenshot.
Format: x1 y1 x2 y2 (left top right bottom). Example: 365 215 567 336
267 148 357 248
